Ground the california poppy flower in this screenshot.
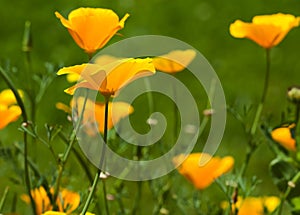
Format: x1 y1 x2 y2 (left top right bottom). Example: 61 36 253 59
152 49 196 73
57 58 156 97
230 13 300 48
57 97 134 134
173 153 234 190
21 186 80 215
64 55 120 83
271 123 296 151
0 89 22 130
222 196 280 215
55 8 130 55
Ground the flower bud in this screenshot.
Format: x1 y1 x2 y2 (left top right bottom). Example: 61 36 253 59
287 86 300 104
22 21 32 52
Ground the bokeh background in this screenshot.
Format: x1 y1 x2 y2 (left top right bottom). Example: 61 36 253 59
1 0 300 214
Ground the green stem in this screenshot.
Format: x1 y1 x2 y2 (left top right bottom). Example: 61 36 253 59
53 91 89 207
14 143 41 178
0 66 36 215
250 48 271 136
59 132 103 214
81 97 110 215
276 171 300 215
192 190 201 215
58 132 93 183
172 82 179 141
0 187 9 212
240 48 271 177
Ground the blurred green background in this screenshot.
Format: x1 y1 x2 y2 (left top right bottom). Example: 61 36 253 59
1 0 300 214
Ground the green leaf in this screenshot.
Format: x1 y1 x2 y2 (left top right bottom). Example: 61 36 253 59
269 158 297 192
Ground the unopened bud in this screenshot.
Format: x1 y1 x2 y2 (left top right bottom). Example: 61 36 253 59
22 21 32 52
287 86 300 104
288 181 296 188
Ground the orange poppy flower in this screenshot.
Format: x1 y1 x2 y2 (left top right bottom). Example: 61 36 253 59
152 49 196 73
271 123 296 151
63 55 121 83
221 196 280 215
230 13 300 48
0 89 22 130
57 58 156 97
57 97 134 134
21 186 80 215
173 153 234 190
55 8 130 54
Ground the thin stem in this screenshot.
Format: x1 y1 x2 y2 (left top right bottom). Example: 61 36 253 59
250 48 271 136
276 171 300 215
53 91 89 206
58 132 103 215
0 67 28 121
0 66 36 215
240 48 271 177
11 192 18 213
0 187 9 211
58 132 93 183
81 97 110 215
192 190 201 215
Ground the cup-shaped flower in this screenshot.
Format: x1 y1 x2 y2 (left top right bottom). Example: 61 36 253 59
57 58 156 98
0 89 22 129
21 186 80 215
173 153 234 190
55 8 129 55
152 49 196 73
230 13 300 48
271 123 296 151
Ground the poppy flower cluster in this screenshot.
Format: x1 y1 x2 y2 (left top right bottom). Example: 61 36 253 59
21 186 81 215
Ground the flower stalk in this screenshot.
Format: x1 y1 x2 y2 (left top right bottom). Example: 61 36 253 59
239 48 271 177
0 66 36 215
81 96 110 215
53 90 89 208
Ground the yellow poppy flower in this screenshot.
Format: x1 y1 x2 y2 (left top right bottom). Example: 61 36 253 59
230 13 300 48
271 123 296 151
55 8 129 55
173 153 234 190
21 186 52 215
0 89 22 130
21 186 80 215
0 105 22 130
152 49 196 73
63 55 121 83
0 89 23 106
57 58 156 97
57 97 134 134
224 196 280 215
